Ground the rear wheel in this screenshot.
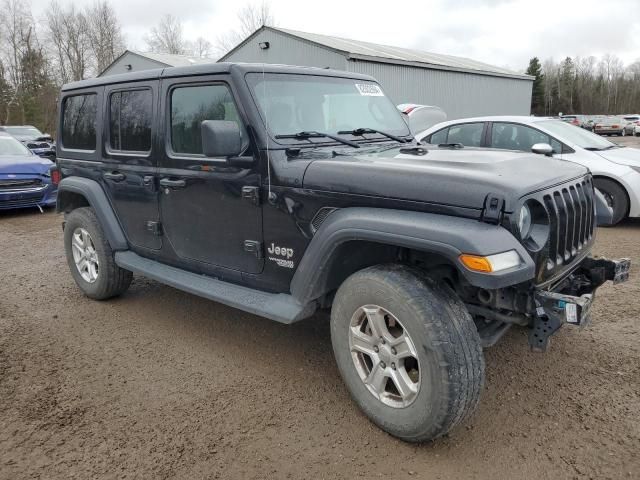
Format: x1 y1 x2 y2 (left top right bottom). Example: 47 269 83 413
594 178 628 226
64 207 132 299
330 265 484 442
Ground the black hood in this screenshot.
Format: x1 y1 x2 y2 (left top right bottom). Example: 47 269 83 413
302 146 588 212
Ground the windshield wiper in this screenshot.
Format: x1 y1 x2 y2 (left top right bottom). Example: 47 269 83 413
584 145 619 151
437 143 464 149
337 127 409 143
275 131 360 148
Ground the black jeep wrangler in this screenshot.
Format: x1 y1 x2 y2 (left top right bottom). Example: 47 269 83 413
55 63 630 442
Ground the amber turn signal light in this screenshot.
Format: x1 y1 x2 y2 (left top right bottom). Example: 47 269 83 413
459 254 493 273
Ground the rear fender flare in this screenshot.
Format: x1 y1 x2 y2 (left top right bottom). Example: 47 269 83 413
290 208 535 304
56 177 128 250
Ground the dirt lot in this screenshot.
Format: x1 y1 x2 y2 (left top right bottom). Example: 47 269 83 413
1 201 639 478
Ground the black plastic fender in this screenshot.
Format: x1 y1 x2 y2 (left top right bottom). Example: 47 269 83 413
56 177 128 250
290 208 535 304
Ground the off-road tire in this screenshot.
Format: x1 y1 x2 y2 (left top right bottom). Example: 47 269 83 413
64 207 132 299
594 178 628 226
330 264 485 442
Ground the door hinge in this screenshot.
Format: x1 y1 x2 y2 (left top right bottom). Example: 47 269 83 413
243 240 263 259
146 220 163 236
241 186 261 206
481 193 505 224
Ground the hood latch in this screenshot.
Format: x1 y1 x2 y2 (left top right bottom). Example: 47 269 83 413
482 193 505 224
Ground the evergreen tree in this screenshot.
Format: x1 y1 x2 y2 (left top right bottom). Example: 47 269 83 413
526 57 545 115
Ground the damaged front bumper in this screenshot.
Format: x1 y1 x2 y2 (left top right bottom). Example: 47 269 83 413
529 257 631 352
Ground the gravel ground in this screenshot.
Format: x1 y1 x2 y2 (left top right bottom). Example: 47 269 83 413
1 180 639 479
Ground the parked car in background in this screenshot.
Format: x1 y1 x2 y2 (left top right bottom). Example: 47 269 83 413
582 115 605 131
0 132 58 211
0 125 56 160
622 115 640 135
560 114 584 127
396 103 447 133
594 117 626 136
416 116 640 224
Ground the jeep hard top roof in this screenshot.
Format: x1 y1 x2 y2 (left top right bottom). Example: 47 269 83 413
61 62 378 92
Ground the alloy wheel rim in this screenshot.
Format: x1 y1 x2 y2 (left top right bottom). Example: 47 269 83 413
71 227 99 283
348 304 421 408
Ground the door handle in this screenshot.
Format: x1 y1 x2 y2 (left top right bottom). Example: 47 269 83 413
159 178 187 189
103 171 126 182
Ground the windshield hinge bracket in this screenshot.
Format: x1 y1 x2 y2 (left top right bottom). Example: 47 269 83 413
244 240 263 259
242 186 261 206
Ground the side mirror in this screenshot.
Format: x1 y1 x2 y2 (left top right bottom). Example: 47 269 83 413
201 120 242 158
531 143 554 156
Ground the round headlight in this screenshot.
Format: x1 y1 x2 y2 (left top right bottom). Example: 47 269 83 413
518 204 532 239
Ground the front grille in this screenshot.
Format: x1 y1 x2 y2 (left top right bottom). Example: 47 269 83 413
0 194 44 209
0 178 42 190
542 177 595 271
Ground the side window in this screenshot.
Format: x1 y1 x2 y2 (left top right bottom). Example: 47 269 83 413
491 122 553 153
428 128 448 145
170 84 242 155
62 94 97 150
109 89 152 152
446 123 484 147
549 137 563 154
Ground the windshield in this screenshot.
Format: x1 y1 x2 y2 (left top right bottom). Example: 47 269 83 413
4 126 43 140
0 135 32 155
246 73 410 142
536 119 617 149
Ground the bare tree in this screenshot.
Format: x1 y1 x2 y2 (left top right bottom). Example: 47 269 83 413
0 0 36 123
45 1 91 83
215 2 275 57
145 14 186 54
85 1 125 75
191 37 213 58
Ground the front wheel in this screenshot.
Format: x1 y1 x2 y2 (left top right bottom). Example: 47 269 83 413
64 207 132 299
330 265 485 442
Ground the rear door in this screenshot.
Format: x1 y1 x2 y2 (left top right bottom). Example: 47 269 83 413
157 75 263 274
101 81 161 251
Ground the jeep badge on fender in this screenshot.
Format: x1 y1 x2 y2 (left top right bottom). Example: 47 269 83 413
55 63 630 443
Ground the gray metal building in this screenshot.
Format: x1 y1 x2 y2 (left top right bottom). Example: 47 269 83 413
220 27 533 119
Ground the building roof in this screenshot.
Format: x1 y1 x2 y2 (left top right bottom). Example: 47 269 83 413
99 50 215 76
221 26 532 81
129 50 215 67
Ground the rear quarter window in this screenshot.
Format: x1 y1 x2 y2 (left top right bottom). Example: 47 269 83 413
62 94 97 150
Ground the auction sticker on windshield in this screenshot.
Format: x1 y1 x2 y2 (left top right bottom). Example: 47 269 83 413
355 83 384 96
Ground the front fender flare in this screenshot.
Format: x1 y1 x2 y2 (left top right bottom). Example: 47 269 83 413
57 177 128 250
290 208 535 304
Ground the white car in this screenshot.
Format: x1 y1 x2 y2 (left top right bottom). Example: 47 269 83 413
416 116 640 224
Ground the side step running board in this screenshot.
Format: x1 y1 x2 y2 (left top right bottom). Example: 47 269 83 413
115 251 316 324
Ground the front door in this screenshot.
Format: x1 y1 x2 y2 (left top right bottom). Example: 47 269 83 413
158 77 263 274
101 81 161 251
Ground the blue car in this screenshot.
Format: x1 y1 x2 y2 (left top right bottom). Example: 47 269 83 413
0 132 58 211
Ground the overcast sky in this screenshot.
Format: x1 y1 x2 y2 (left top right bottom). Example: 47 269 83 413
33 0 640 71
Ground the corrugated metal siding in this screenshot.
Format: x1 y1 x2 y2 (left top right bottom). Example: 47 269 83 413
349 60 532 119
223 30 347 70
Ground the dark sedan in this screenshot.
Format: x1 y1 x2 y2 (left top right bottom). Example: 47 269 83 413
0 125 56 160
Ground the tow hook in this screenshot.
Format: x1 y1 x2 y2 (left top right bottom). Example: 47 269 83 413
529 291 593 352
